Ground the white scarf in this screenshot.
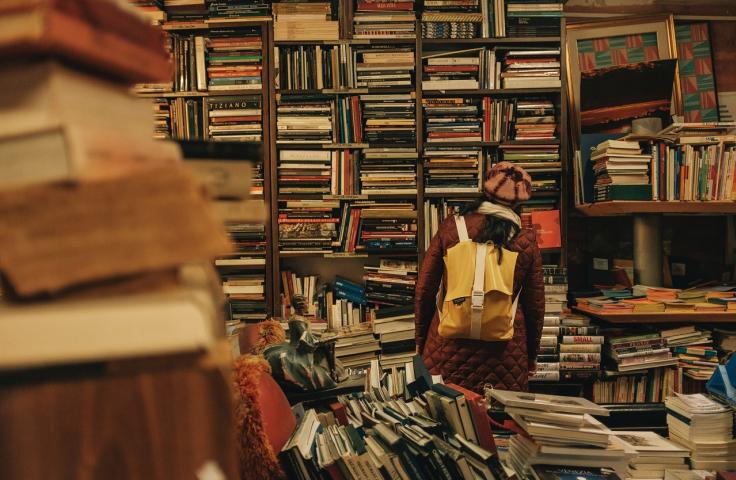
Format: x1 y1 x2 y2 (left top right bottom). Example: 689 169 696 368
475 201 521 239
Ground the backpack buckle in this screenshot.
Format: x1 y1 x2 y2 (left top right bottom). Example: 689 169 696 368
471 290 484 309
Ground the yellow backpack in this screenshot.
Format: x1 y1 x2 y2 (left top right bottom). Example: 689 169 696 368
437 215 520 341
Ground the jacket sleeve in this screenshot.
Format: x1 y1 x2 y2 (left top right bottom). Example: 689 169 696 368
521 236 545 368
415 226 445 353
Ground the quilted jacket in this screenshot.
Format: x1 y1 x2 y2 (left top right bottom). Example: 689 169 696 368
415 212 545 393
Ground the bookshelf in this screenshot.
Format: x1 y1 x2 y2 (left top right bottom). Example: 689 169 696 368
135 2 569 322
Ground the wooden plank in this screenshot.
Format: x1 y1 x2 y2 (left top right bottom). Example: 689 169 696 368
576 201 736 216
573 305 736 324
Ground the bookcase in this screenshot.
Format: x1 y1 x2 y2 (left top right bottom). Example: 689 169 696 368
134 2 569 324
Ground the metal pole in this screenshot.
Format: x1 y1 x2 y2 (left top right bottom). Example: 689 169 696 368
633 214 663 286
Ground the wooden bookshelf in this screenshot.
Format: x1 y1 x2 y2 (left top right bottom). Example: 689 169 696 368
573 305 736 324
139 3 569 316
576 200 736 216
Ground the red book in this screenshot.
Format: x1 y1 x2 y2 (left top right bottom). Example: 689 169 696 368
329 402 349 426
446 383 497 453
530 209 561 249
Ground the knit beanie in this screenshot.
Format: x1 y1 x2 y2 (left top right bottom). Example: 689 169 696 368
483 162 532 207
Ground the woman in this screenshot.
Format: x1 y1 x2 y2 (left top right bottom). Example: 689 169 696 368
415 162 545 393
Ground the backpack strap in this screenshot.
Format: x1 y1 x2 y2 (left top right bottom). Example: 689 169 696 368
454 215 469 242
470 243 486 340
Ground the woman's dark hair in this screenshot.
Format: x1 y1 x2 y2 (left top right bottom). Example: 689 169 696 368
459 196 521 264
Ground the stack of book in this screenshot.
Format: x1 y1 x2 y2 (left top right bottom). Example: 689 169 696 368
421 0 482 39
512 98 557 140
424 147 483 193
218 220 267 322
531 313 561 382
372 304 416 367
221 272 265 318
334 329 381 368
153 98 171 139
662 326 718 381
357 202 418 253
171 35 201 92
280 271 320 317
207 1 270 21
164 1 208 29
593 366 678 404
283 364 502 480
275 45 350 91
354 47 415 88
273 2 339 41
501 143 561 193
205 30 263 91
606 332 677 373
714 327 736 354
491 390 633 478
501 49 561 89
591 139 652 202
278 200 341 253
129 0 167 25
336 96 363 144
170 97 203 139
543 266 567 313
360 148 418 195
559 316 603 381
481 97 513 141
204 95 262 141
423 98 483 143
423 50 482 90
278 150 332 195
611 431 690 479
361 94 416 144
505 0 563 37
666 393 736 470
353 0 417 39
364 259 417 308
276 96 334 144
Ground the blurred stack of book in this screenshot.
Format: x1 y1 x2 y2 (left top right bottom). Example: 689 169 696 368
491 390 632 478
206 30 263 91
714 327 736 354
361 94 416 144
277 96 334 144
355 47 415 88
273 2 339 41
170 97 204 139
424 147 483 193
153 98 171 138
531 313 562 382
666 393 736 471
163 0 208 29
505 0 563 37
129 0 167 24
334 327 380 368
591 139 652 202
501 49 561 89
205 95 262 141
372 304 416 367
360 148 418 195
611 431 689 479
512 98 557 140
423 98 483 143
353 0 417 39
356 202 418 253
278 199 340 253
